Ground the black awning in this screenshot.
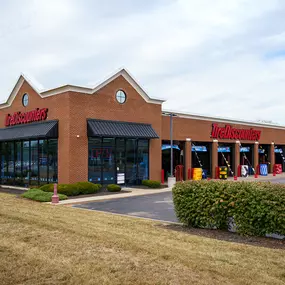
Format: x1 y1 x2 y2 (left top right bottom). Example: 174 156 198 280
0 120 58 141
87 119 159 139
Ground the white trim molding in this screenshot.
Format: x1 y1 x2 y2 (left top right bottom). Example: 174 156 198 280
0 68 165 109
162 109 285 130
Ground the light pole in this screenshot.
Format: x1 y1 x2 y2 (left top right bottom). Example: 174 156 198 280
163 112 177 187
170 113 174 177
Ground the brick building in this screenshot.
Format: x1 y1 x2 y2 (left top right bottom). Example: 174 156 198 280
0 69 285 187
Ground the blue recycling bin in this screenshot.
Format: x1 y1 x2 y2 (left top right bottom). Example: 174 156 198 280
259 164 268 176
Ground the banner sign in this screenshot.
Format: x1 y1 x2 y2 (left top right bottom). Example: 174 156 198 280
192 146 207 152
211 123 261 141
218 146 231 153
275 148 283 153
240 147 250 152
162 144 180 151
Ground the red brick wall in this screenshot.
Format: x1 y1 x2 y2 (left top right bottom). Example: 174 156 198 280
162 116 285 144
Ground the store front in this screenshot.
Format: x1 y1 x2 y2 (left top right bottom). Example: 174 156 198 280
87 119 158 185
1 68 285 186
0 121 58 187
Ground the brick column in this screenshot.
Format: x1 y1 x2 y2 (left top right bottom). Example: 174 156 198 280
270 142 275 173
184 138 192 180
234 141 240 177
254 142 259 174
211 140 218 179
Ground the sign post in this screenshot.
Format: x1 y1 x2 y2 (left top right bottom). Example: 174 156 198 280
52 183 59 204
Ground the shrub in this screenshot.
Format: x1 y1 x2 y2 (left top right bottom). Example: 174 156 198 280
40 183 80 196
107 184 121 192
75 182 102 194
142 180 161 188
40 184 54 192
22 189 67 202
172 180 285 237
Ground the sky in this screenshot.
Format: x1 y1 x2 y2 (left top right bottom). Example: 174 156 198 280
1 0 285 124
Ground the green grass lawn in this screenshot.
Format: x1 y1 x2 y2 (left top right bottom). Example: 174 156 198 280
0 193 284 285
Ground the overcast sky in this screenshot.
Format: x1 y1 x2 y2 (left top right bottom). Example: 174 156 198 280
1 0 285 124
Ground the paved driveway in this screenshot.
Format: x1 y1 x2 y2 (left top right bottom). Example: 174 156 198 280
73 192 178 223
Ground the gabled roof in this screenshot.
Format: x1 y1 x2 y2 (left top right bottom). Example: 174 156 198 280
0 68 165 109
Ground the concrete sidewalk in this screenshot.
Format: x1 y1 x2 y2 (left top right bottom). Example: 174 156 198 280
57 187 172 205
52 173 285 206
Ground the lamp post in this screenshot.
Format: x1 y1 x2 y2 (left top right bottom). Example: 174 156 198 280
170 113 174 177
163 112 177 187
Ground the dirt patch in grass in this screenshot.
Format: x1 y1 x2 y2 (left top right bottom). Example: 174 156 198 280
0 193 285 285
159 224 285 250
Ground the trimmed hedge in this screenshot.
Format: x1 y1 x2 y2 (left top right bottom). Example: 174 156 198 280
40 184 79 196
107 184 121 192
142 180 161 188
40 182 102 196
75 182 102 194
22 188 67 202
172 180 285 237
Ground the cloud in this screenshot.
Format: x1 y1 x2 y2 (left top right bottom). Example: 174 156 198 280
1 0 285 124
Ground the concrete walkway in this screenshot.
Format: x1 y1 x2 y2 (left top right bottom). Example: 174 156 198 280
57 187 172 205
56 173 285 205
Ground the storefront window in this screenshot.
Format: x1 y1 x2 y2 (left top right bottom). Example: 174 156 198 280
0 139 57 187
15 142 23 186
23 141 30 186
88 137 150 185
39 140 48 185
88 138 102 183
137 140 149 183
48 139 58 183
102 138 115 184
125 139 137 184
30 140 38 186
1 143 8 184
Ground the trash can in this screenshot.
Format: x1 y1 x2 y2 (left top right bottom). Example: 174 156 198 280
219 166 227 180
192 168 202 180
259 164 268 176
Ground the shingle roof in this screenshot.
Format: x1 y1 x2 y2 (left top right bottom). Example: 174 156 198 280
0 120 58 141
87 119 159 139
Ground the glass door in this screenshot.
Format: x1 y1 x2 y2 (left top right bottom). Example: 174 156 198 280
116 138 126 185
102 138 115 184
126 139 137 185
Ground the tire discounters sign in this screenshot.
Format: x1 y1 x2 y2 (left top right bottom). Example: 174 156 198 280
5 108 48 127
211 123 261 141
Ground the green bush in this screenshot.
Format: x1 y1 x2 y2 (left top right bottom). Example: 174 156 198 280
172 181 285 237
22 189 67 202
107 184 121 192
75 182 102 194
142 180 161 188
40 184 54 192
40 183 80 196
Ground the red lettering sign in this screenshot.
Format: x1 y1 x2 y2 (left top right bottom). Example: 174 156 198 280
211 123 261 141
5 108 48 127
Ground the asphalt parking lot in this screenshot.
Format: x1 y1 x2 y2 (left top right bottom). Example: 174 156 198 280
73 177 285 223
73 191 178 223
